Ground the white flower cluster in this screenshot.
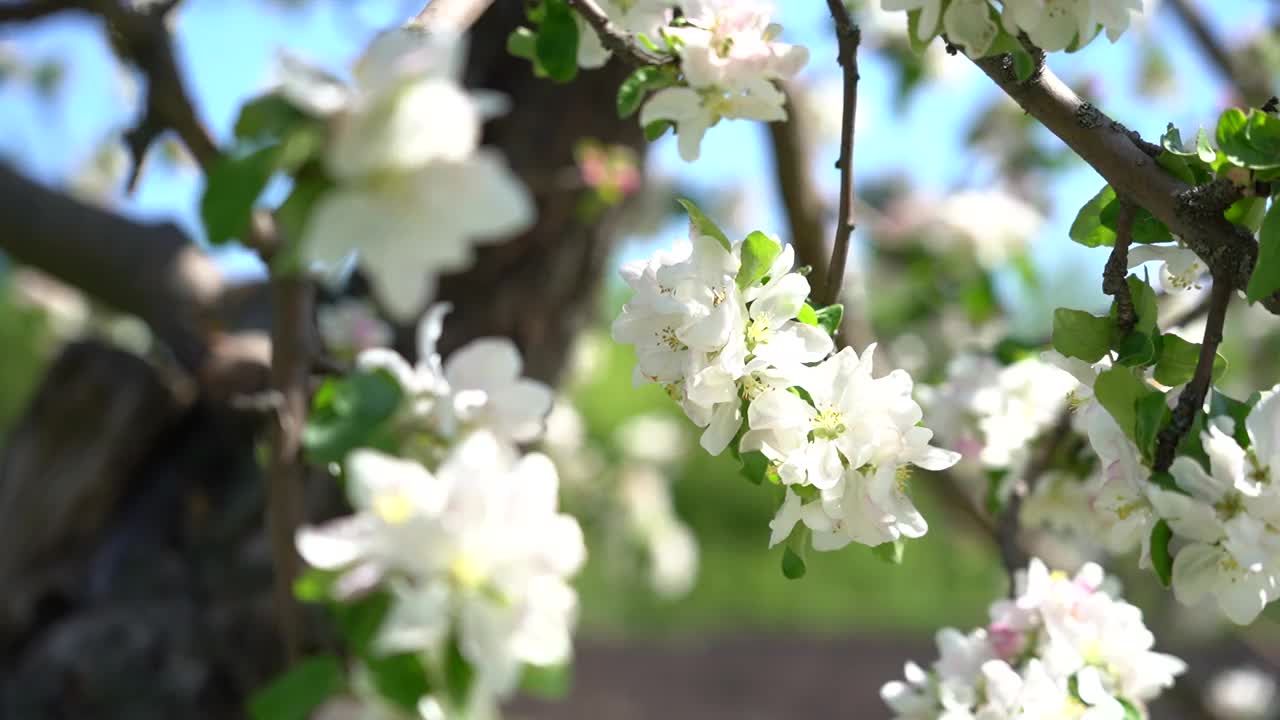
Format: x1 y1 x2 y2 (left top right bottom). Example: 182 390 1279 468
1049 351 1280 625
283 29 533 320
882 558 1185 720
578 0 807 162
298 307 583 717
881 0 1143 57
612 215 959 556
318 297 395 362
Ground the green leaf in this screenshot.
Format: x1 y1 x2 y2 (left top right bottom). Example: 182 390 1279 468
904 9 934 53
643 119 673 141
1150 520 1173 588
1247 201 1280 302
1118 697 1143 720
781 544 806 579
1011 48 1036 83
736 231 781 289
872 540 906 565
200 145 281 246
521 664 572 700
1149 470 1188 495
616 66 675 118
1218 108 1280 170
1226 196 1268 231
1210 390 1257 449
332 590 391 656
507 27 538 61
365 653 433 711
739 450 769 485
303 370 404 465
815 304 844 337
1069 185 1117 248
1196 127 1217 163
274 173 335 275
235 93 310 142
535 0 579 83
796 303 818 326
1134 391 1170 462
1094 366 1147 441
1051 308 1113 363
1153 333 1227 386
247 655 344 720
293 567 339 603
1114 331 1155 367
444 638 475 710
1100 197 1174 245
1127 275 1159 335
676 198 731 251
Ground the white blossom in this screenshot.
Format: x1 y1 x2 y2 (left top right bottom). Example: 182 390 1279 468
1001 0 1144 52
1128 243 1205 292
299 29 533 320
640 77 788 162
1206 666 1278 720
318 298 394 360
296 432 585 699
884 558 1184 719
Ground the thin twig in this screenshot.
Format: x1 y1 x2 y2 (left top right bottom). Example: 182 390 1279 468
1165 0 1273 104
0 1 70 22
1103 199 1137 336
1153 276 1231 472
564 0 673 67
820 0 860 309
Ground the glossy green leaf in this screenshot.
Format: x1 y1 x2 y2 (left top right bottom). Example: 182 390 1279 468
535 0 579 83
1070 185 1117 247
303 370 404 465
781 544 806 579
1150 520 1173 588
1153 333 1227 387
677 198 731 251
740 450 769 485
235 93 311 142
200 145 281 246
247 655 343 720
872 539 906 565
1052 308 1112 363
617 66 675 118
796 303 819 326
736 231 781 289
1247 201 1280 302
366 653 433 711
1114 331 1155 367
815 304 844 337
1134 391 1170 463
1094 366 1147 441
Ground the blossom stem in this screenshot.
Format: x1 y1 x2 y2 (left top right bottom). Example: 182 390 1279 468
1153 276 1230 473
820 0 860 309
1103 198 1137 337
564 0 674 67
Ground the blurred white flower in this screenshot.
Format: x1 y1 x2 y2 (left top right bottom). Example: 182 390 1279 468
615 413 688 464
300 29 533 320
1207 667 1277 720
318 298 394 360
933 190 1043 270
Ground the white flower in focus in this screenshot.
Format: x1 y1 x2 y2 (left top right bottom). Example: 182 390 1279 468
1152 427 1280 624
1001 0 1143 52
673 0 809 89
942 0 1000 57
296 433 585 699
302 30 533 320
318 298 394 360
881 0 944 44
612 239 697 383
1128 243 1205 292
357 303 552 444
1206 666 1277 720
640 76 788 162
576 0 675 68
745 345 958 491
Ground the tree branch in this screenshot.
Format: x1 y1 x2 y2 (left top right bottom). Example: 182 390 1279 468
820 0 860 309
1165 0 1274 105
0 1 70 22
1103 199 1137 336
564 0 673 67
969 53 1280 314
1153 276 1230 472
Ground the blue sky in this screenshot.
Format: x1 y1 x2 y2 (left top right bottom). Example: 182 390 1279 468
0 0 1268 331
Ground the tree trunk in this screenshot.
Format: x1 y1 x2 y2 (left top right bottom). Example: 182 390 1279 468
0 7 642 717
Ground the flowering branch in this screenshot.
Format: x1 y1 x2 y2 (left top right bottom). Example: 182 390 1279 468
1103 199 1138 336
820 0 860 309
968 54 1280 315
564 0 672 67
1153 276 1232 472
